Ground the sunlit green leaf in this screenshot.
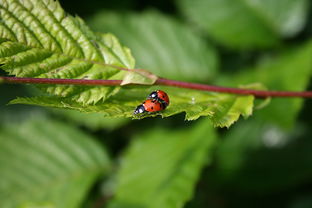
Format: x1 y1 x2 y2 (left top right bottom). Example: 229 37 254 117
0 117 111 208
108 119 217 208
0 0 136 104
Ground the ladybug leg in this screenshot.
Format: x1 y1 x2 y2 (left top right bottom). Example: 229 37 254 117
146 111 162 116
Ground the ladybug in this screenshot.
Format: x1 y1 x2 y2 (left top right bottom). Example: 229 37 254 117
133 99 166 115
148 90 170 106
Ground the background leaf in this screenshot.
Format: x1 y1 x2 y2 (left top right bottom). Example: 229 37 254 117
108 119 217 208
0 116 111 208
88 10 218 82
208 118 312 194
177 0 309 49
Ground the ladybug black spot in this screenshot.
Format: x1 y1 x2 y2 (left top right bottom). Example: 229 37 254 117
151 107 154 110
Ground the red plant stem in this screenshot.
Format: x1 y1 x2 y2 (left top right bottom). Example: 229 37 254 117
1 76 312 98
156 78 312 98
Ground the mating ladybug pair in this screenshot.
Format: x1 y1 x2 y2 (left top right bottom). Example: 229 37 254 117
134 90 170 115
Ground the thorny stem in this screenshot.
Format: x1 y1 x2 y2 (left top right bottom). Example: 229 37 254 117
1 76 312 98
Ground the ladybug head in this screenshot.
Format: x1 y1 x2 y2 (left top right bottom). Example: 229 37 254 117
148 91 158 99
133 104 146 115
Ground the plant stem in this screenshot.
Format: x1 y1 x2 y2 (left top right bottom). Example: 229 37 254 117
156 78 312 98
1 76 312 98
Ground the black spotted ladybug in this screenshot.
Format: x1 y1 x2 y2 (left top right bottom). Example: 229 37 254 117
133 99 166 115
148 90 169 107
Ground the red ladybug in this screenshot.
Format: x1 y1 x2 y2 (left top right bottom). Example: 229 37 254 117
133 99 166 115
148 90 170 106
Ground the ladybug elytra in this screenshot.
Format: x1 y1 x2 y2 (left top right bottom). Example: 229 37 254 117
148 90 169 106
133 99 166 115
133 90 170 115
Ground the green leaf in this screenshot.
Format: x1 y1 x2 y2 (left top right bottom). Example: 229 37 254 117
0 117 111 208
0 0 136 104
88 10 218 82
108 119 217 208
219 40 312 128
1 0 255 127
177 0 309 49
10 86 254 128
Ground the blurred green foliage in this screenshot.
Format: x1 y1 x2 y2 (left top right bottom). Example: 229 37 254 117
1 0 312 208
178 0 309 49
